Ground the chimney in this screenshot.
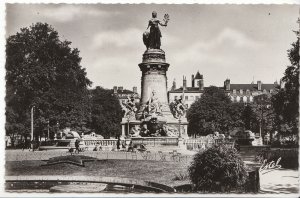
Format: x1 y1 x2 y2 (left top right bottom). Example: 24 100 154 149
133 86 137 93
199 79 204 91
191 75 195 87
183 76 187 91
257 81 262 91
113 86 118 94
118 86 123 92
224 79 230 91
171 79 176 91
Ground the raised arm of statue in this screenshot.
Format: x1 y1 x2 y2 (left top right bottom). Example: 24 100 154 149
159 21 167 27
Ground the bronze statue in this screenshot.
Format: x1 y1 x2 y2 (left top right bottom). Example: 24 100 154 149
143 11 169 49
122 95 137 118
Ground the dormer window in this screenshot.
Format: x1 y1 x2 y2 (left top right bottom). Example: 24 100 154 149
233 89 236 94
240 89 243 95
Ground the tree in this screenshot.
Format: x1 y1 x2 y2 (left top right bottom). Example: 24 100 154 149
6 23 92 140
89 86 123 138
187 86 244 136
271 36 299 143
251 94 275 142
241 104 258 132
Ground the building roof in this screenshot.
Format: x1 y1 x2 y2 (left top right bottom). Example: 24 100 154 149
169 87 206 93
194 71 203 79
114 89 135 94
229 83 276 91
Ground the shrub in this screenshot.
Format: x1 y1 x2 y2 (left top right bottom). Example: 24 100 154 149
188 144 247 192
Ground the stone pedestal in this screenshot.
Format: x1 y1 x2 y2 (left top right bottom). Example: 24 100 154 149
120 48 189 141
137 49 173 119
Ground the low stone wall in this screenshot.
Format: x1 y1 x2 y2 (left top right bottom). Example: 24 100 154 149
5 175 176 193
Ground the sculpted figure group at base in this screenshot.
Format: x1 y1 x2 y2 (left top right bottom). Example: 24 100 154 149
122 95 137 119
170 97 187 119
142 90 162 118
143 11 170 49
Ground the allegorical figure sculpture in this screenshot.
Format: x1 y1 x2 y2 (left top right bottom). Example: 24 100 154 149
122 95 137 119
170 97 187 119
143 11 169 49
143 90 162 117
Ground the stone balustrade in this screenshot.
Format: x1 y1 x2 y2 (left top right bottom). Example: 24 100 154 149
131 137 178 146
83 139 118 147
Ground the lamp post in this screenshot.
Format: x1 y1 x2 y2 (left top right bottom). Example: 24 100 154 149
47 120 50 141
127 115 130 138
31 106 35 141
178 115 182 138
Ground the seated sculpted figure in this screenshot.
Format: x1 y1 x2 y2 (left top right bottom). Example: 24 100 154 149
145 90 161 117
130 125 141 137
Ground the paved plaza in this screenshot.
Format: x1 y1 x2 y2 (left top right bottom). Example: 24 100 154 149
5 149 299 194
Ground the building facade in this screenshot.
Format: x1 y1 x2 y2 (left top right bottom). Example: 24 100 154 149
168 71 278 110
168 71 205 109
112 86 140 104
223 79 278 103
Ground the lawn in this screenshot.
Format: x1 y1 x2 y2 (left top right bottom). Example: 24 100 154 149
6 159 191 187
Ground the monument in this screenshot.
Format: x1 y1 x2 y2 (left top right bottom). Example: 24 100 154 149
121 11 188 140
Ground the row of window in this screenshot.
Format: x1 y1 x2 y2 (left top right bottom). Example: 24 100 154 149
232 89 273 95
231 96 253 103
174 95 200 101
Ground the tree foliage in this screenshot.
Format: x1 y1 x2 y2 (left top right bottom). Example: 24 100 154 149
187 86 244 136
5 23 92 139
271 37 299 140
189 145 247 192
89 86 123 138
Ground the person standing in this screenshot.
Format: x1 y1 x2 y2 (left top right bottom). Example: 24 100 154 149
75 139 80 154
117 136 121 151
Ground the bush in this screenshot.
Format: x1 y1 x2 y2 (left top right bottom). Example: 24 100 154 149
188 144 247 192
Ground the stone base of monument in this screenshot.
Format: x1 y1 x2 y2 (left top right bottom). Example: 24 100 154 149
120 118 188 140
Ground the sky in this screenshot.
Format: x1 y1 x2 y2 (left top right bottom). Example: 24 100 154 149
5 4 299 93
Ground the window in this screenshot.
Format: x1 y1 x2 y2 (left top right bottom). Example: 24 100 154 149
240 89 243 95
185 96 188 100
247 96 250 103
190 96 194 100
233 89 236 94
246 89 250 95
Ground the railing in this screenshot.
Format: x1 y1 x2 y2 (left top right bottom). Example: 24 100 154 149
83 139 118 147
131 137 178 146
5 150 193 162
184 137 214 151
184 138 235 151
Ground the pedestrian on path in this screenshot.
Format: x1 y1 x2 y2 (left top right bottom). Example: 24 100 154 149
75 139 80 154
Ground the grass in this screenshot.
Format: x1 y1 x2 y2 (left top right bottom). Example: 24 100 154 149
6 159 191 187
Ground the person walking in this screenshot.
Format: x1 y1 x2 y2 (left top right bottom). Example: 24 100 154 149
75 139 80 154
117 136 121 151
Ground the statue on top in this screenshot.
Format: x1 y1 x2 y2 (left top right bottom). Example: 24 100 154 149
143 11 170 49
